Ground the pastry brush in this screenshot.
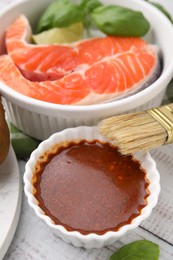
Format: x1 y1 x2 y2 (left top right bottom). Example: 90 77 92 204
98 103 173 155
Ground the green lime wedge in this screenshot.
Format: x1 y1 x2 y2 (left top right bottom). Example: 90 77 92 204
32 22 84 44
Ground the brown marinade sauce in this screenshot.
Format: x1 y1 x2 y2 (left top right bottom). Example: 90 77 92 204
32 140 150 235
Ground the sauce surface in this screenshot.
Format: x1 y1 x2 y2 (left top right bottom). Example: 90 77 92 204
33 140 150 235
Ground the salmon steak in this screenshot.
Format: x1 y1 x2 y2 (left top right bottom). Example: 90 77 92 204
0 15 161 105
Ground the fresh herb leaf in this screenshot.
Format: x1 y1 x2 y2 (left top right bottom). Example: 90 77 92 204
10 123 40 159
91 5 150 37
79 0 102 31
36 0 68 32
165 78 173 103
80 0 102 13
145 1 173 23
36 0 83 33
36 0 151 38
110 240 160 260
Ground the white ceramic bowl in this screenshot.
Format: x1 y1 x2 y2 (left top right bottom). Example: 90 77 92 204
0 0 173 140
24 126 160 249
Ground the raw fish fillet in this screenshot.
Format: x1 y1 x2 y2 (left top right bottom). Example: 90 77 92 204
0 15 161 105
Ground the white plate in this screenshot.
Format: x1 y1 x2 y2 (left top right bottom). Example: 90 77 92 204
0 146 22 259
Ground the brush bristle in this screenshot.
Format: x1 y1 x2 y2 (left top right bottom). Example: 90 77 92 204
99 111 168 154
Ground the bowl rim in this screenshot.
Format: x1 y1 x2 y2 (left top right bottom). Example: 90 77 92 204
23 126 160 242
0 0 173 112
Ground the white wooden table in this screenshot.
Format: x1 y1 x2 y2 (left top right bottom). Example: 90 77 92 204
1 0 173 259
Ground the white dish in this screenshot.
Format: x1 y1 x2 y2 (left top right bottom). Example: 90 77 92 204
0 146 22 259
0 0 173 139
24 126 160 249
146 0 173 15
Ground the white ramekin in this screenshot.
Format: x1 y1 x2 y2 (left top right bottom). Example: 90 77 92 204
0 0 173 140
24 126 160 249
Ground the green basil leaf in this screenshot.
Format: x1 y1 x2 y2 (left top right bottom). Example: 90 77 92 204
52 4 83 28
10 123 40 159
80 0 102 13
80 0 102 30
36 0 69 32
91 5 150 37
110 240 160 260
36 0 83 33
165 78 173 103
145 1 173 23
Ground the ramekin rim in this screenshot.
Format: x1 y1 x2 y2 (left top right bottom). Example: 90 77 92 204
23 126 160 241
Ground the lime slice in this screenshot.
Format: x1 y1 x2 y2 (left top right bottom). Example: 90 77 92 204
32 22 84 44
